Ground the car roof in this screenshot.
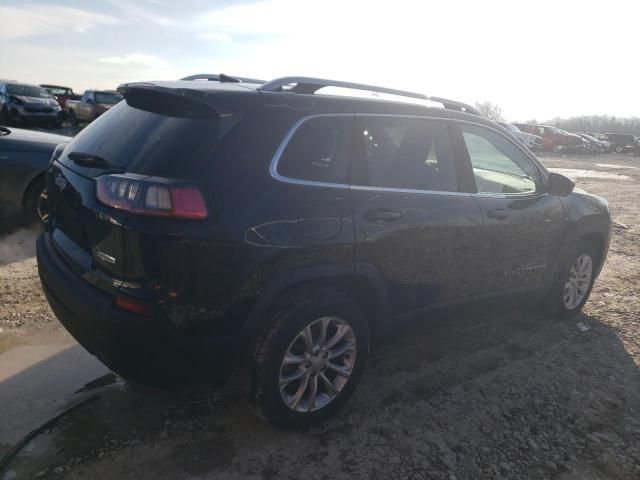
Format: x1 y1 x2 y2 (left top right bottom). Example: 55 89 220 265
119 77 497 127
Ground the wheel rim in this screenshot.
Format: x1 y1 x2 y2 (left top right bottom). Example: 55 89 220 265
279 316 357 413
37 190 49 222
563 254 593 310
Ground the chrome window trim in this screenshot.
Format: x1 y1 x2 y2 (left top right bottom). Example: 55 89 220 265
349 184 472 197
269 112 549 198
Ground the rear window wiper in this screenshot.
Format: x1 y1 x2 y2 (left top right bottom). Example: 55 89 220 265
68 152 123 172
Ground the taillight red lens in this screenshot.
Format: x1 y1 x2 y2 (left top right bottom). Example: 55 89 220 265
96 174 207 219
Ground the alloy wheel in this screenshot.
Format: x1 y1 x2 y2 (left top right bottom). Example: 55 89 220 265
563 254 593 310
279 316 357 413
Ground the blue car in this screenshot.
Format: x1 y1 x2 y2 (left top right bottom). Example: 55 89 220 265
0 126 69 225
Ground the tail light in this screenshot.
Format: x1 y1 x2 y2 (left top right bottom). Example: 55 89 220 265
96 174 207 219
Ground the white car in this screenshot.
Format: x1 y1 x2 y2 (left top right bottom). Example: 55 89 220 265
500 122 543 151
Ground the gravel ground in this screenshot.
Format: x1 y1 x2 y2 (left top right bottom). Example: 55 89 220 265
0 153 639 480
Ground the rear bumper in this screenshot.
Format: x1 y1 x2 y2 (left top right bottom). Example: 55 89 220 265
36 233 240 385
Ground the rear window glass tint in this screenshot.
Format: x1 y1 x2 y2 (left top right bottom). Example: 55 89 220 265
277 116 351 184
62 100 237 178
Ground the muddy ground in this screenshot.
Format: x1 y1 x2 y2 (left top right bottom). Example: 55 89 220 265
0 154 639 480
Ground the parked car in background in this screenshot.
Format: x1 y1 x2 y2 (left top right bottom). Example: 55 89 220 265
595 133 639 154
0 81 63 127
65 90 123 126
560 130 590 154
0 126 69 224
40 84 79 109
577 133 609 154
515 124 568 152
37 75 611 427
499 122 544 151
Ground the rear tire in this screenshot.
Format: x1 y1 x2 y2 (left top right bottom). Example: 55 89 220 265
251 286 370 428
544 240 598 318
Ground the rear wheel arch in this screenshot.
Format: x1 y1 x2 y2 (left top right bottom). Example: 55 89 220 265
242 263 389 349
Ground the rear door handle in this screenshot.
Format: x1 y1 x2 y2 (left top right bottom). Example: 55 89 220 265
363 209 403 222
487 208 510 220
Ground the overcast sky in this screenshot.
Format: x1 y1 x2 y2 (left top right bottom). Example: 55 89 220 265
1 0 638 121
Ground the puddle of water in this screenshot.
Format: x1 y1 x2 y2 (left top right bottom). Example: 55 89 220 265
548 168 632 181
595 163 638 170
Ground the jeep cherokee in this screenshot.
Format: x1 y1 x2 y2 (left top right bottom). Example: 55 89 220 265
37 75 612 427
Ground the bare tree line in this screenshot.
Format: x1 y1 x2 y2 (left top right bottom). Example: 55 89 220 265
524 115 640 135
474 101 640 135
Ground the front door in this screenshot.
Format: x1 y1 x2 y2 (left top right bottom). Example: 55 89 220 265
350 115 485 317
451 122 566 294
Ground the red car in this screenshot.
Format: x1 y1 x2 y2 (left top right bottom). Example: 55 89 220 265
40 84 78 109
514 124 568 152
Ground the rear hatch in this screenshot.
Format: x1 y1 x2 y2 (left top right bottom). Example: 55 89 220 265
46 84 251 296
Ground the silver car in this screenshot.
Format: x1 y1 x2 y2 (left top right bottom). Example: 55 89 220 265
0 81 62 127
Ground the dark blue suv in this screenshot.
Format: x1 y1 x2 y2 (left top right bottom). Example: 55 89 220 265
36 75 611 427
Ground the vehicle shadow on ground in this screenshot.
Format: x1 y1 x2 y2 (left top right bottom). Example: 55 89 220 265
2 299 639 479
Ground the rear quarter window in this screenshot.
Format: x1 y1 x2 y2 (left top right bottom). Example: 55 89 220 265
276 116 352 185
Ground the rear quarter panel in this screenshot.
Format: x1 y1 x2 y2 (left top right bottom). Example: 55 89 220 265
118 104 355 335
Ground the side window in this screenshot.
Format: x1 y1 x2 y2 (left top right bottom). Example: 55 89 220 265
277 116 351 184
460 124 539 195
353 116 457 192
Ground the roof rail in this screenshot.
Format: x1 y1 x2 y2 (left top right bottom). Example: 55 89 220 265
181 73 267 84
258 76 482 116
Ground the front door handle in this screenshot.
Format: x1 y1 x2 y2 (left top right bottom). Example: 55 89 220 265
363 209 403 222
487 208 511 220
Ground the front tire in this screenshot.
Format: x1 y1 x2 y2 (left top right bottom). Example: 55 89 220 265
544 240 598 318
252 287 370 428
24 177 48 224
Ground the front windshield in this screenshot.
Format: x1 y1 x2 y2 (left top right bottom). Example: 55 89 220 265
95 92 123 104
7 84 52 98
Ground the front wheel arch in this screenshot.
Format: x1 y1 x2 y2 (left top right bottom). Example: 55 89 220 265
22 173 47 223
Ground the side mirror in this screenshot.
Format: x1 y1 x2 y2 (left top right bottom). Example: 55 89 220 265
86 99 93 104
546 172 574 196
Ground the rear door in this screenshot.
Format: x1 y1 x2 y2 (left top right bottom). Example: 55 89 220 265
451 121 565 293
350 115 484 317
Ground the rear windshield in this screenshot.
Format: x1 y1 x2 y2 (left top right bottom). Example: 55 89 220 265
61 99 234 178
